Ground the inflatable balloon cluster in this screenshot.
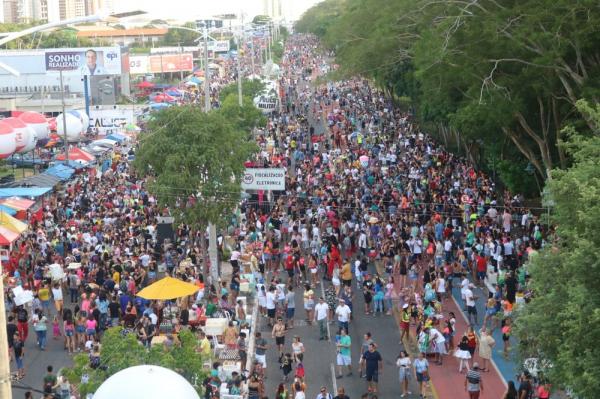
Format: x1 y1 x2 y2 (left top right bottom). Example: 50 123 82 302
56 110 90 142
0 111 52 159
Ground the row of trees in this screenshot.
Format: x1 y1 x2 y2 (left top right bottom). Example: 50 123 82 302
298 2 600 396
295 0 600 195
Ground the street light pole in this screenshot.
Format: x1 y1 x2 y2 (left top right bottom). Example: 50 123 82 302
237 20 243 107
178 42 184 82
59 70 68 162
203 24 210 113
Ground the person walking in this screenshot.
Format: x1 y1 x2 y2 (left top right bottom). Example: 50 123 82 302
396 350 412 398
478 328 496 372
315 386 333 399
335 328 352 378
272 317 287 358
32 309 48 351
13 333 25 380
413 351 429 398
335 298 351 333
361 342 383 395
465 362 484 399
314 296 329 340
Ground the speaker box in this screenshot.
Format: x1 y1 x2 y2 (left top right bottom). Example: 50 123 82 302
156 222 175 243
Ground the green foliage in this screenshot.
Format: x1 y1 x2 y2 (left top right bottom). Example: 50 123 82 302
133 105 258 230
219 79 265 103
161 22 200 46
219 93 267 133
514 100 600 398
296 0 600 191
62 328 208 396
0 24 102 49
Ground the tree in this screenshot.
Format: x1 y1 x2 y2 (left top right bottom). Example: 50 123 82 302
219 79 265 103
296 0 600 190
514 100 600 398
133 106 258 280
62 328 208 396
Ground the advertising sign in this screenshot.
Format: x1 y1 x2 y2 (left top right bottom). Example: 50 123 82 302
89 108 135 136
44 47 122 75
129 55 150 75
0 47 122 98
241 168 286 191
148 54 194 73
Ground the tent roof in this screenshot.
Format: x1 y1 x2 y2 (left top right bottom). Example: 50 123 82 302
106 133 126 142
9 173 61 188
55 147 95 163
45 164 75 181
0 187 52 198
0 205 16 216
0 211 27 234
0 226 20 245
0 197 35 211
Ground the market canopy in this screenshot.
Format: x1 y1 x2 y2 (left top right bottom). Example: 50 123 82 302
44 164 75 181
106 133 126 142
0 226 19 247
137 276 199 300
0 211 27 234
137 81 154 89
55 148 95 163
0 205 16 216
0 187 52 198
0 197 35 211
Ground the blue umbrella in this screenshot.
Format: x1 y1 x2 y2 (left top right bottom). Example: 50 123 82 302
189 76 202 84
166 90 183 97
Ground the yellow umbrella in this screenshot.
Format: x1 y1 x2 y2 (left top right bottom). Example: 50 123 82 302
0 211 27 234
137 276 199 300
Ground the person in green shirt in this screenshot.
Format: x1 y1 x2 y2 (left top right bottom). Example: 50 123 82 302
336 328 353 378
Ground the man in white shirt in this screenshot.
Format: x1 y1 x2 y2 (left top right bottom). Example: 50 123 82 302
464 283 478 325
314 297 330 340
266 287 277 326
335 298 352 334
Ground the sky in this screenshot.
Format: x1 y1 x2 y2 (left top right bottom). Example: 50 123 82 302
114 0 324 23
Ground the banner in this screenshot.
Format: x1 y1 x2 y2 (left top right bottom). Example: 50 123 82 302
129 55 150 75
89 108 135 136
148 54 194 73
241 168 286 191
44 47 122 75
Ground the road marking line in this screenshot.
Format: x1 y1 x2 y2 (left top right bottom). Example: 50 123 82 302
330 362 338 394
320 280 331 340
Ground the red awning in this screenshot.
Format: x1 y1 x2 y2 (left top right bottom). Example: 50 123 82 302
55 147 95 163
0 226 20 246
0 198 35 211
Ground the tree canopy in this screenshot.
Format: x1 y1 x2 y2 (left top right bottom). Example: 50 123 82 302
514 100 600 398
296 0 600 194
62 328 208 396
133 105 258 231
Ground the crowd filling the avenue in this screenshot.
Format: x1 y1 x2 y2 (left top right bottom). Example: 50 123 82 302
4 34 548 399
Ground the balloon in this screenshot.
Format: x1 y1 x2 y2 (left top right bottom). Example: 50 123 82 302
18 111 49 140
18 127 37 154
0 121 16 159
3 117 30 152
56 113 83 142
68 110 90 131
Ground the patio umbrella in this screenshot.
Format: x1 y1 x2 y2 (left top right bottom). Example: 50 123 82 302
184 81 198 87
0 211 27 234
149 102 171 110
188 76 202 84
137 276 199 300
137 81 155 89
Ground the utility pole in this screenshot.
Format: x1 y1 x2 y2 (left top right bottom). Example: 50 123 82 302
59 70 68 162
178 42 184 82
237 15 243 107
0 258 13 399
200 20 219 285
203 23 210 113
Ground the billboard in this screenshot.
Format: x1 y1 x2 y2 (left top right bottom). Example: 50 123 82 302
129 55 150 75
241 168 286 191
0 47 122 98
148 54 194 73
45 48 122 75
89 107 134 136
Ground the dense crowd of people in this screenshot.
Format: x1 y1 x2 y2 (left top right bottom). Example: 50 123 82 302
3 32 549 399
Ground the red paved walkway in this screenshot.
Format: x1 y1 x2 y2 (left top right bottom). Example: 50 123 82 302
426 295 507 399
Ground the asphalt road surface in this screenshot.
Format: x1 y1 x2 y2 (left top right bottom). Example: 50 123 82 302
260 271 420 399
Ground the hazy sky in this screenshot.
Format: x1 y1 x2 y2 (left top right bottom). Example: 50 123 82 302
115 0 323 22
